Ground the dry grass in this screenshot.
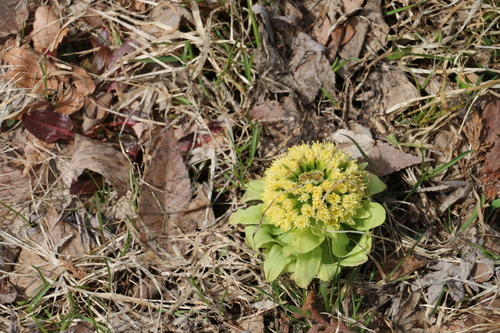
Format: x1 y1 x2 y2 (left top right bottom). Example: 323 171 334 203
0 0 500 332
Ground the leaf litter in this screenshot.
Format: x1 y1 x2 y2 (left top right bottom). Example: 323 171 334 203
0 0 499 332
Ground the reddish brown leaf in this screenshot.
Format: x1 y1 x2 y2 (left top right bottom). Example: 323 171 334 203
481 96 500 199
70 171 104 195
21 110 74 142
137 126 194 254
108 40 142 69
91 46 113 74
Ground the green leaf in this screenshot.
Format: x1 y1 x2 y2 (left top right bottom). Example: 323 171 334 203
366 173 387 196
491 198 500 209
229 204 264 225
293 228 325 253
353 207 370 219
339 234 372 267
329 230 350 257
294 246 322 288
352 202 386 230
241 180 265 203
264 244 294 282
245 225 280 250
317 243 341 281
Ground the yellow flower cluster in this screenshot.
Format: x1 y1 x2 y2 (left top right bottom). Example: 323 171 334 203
262 142 366 231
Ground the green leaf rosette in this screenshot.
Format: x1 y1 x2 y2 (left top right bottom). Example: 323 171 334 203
230 142 386 288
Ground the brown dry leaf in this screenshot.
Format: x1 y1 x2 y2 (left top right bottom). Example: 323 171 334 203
0 0 29 37
142 2 181 35
55 67 96 115
0 284 16 304
55 89 85 115
32 6 66 53
367 141 433 176
330 125 375 159
291 52 335 105
379 255 428 281
137 126 194 254
235 315 265 333
82 91 112 133
13 206 86 297
0 132 33 216
2 46 59 93
185 183 215 229
69 135 131 196
311 14 332 46
359 68 420 117
338 16 369 64
362 0 389 52
343 0 363 14
248 100 283 121
481 96 500 199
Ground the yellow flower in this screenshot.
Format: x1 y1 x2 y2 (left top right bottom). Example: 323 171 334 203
262 142 366 231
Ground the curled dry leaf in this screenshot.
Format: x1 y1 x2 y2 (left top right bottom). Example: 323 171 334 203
55 67 96 115
91 46 113 74
69 135 131 196
32 6 66 53
2 46 59 93
21 110 74 143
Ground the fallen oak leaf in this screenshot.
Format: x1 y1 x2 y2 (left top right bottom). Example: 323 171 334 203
21 110 74 142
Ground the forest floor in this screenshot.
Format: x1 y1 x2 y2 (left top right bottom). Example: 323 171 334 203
1 0 500 332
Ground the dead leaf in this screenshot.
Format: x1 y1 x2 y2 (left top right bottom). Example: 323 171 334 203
82 91 112 133
363 68 421 116
32 6 66 53
55 67 95 115
343 0 363 14
362 0 389 53
185 183 215 229
137 126 194 255
0 0 29 37
338 16 369 65
69 135 131 196
13 206 86 297
0 284 16 304
0 137 33 216
311 14 332 46
142 2 181 34
481 96 500 199
367 141 433 176
2 46 59 93
378 255 428 281
235 315 265 333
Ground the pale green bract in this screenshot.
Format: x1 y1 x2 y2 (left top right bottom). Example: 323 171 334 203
229 142 387 288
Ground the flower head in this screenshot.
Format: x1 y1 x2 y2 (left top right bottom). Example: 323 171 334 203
262 142 366 231
229 141 387 288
